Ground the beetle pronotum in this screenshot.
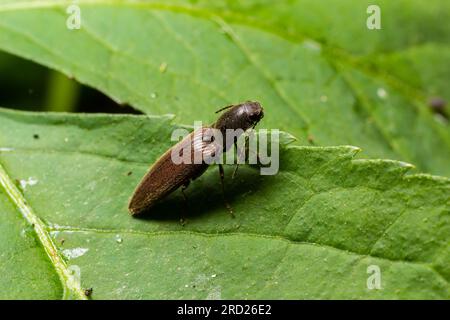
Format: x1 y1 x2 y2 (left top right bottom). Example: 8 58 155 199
128 101 264 216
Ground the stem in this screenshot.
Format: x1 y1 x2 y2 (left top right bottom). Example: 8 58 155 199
45 71 80 112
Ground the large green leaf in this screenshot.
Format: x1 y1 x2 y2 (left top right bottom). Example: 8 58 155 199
0 0 449 176
0 108 448 299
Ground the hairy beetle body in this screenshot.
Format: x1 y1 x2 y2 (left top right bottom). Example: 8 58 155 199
128 101 264 216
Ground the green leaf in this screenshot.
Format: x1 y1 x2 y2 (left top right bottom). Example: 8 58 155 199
0 0 449 176
0 108 448 299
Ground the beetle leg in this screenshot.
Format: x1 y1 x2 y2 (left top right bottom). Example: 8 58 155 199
180 181 190 226
232 140 245 179
219 164 235 218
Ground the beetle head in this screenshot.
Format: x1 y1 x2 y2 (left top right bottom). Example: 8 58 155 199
214 101 264 132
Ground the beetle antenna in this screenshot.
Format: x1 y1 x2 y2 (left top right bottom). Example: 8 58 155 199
215 104 235 113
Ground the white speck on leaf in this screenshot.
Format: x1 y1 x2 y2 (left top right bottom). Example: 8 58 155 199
0 147 14 152
302 39 321 52
150 92 157 99
19 177 38 190
115 235 123 244
62 248 89 260
206 286 222 300
377 88 388 99
49 231 60 238
159 62 168 73
86 181 97 191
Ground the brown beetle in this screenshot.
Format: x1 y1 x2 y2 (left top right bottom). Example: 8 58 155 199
128 101 264 216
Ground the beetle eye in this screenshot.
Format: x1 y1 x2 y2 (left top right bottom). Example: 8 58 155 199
249 112 260 121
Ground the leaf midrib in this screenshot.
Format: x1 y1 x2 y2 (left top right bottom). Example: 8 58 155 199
0 161 87 300
47 224 448 286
